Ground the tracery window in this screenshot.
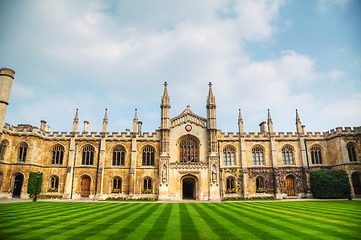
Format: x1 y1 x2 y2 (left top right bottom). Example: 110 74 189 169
143 178 152 193
18 143 28 163
142 146 155 166
223 146 235 166
113 177 122 191
347 143 357 162
226 178 235 192
52 145 64 165
256 177 265 191
179 136 198 162
50 176 59 190
252 146 264 165
0 140 8 161
310 146 322 164
113 146 125 166
282 146 294 165
82 145 95 165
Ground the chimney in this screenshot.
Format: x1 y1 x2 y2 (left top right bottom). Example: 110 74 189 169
44 124 51 133
40 120 46 131
259 121 267 133
83 121 89 133
126 129 130 136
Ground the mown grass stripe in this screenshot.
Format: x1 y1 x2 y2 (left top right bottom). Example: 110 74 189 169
233 202 359 240
223 203 325 240
180 203 201 240
203 203 285 240
143 203 173 240
190 203 239 239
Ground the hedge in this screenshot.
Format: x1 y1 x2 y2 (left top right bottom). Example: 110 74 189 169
310 170 351 199
27 172 43 195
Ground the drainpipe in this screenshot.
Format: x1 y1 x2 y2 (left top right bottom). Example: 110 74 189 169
94 139 101 200
218 142 223 200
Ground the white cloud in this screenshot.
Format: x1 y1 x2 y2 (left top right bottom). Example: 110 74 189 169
317 0 351 12
330 70 344 81
11 82 35 98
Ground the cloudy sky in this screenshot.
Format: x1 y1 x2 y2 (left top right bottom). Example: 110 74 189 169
0 0 360 133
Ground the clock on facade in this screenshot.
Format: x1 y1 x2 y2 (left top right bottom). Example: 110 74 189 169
185 124 192 132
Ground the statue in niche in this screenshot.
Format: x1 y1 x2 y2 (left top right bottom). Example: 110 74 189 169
212 164 217 182
162 163 167 184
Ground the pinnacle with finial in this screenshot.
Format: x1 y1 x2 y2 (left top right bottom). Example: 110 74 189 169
267 109 273 123
134 108 138 120
74 108 79 122
296 109 301 123
238 108 243 123
103 108 108 123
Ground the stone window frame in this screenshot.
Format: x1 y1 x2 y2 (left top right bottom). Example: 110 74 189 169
310 145 323 165
226 176 236 191
179 135 199 163
112 176 122 192
282 145 295 165
142 145 155 166
0 140 9 161
112 145 126 166
81 144 95 166
142 177 153 193
347 142 358 162
252 145 265 166
51 144 64 165
17 142 28 163
223 145 236 166
49 175 60 190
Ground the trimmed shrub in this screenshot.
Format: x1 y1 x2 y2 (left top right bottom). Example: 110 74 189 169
27 172 43 195
310 170 351 199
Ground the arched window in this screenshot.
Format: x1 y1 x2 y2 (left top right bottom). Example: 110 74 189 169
143 178 152 194
256 177 265 193
252 146 264 165
0 140 8 161
179 136 198 162
347 143 357 162
52 145 64 165
226 178 235 193
282 146 294 165
18 143 28 163
112 177 122 193
223 146 235 166
142 146 155 166
310 145 322 164
113 146 125 166
82 145 95 165
50 176 59 191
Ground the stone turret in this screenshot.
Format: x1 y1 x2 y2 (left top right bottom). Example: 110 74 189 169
102 108 108 133
0 68 15 132
267 109 274 134
72 109 79 132
238 109 244 133
160 82 170 154
206 82 217 155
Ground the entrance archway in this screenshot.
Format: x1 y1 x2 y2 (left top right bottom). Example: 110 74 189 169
80 176 91 197
351 172 361 197
13 174 24 198
182 177 196 199
286 176 295 196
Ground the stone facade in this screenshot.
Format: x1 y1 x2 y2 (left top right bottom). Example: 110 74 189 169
0 68 360 200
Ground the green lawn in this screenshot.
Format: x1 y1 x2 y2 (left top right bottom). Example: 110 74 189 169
0 201 360 240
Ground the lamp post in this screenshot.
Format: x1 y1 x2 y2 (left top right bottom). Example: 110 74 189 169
33 172 41 202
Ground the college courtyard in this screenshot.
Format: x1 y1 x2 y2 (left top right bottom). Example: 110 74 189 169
0 199 360 240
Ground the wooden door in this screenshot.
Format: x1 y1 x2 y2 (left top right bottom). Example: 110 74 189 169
81 177 90 197
286 176 295 196
351 173 361 196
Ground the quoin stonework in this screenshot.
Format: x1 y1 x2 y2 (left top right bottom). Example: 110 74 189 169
0 67 360 200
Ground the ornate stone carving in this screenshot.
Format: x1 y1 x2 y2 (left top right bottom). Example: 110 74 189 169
170 162 208 169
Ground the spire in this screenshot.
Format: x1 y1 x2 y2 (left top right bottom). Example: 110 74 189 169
207 82 216 106
102 108 108 132
296 109 303 134
72 109 79 132
267 109 274 133
238 109 244 133
161 82 170 107
133 108 138 132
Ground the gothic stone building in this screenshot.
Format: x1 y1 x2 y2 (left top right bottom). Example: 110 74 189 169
0 68 360 200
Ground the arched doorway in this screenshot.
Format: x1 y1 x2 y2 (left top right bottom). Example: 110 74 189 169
285 176 295 196
351 172 361 197
182 177 196 199
13 174 24 198
80 176 91 197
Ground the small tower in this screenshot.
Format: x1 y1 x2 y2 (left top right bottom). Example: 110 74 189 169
0 68 15 132
102 108 108 133
72 109 79 132
267 109 274 134
238 109 244 134
160 82 170 154
132 109 138 133
206 82 217 154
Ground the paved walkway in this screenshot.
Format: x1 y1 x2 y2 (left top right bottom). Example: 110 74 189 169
0 198 359 204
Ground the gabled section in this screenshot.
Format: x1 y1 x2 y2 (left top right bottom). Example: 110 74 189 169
170 106 207 128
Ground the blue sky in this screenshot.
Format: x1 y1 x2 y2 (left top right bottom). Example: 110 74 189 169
0 0 360 133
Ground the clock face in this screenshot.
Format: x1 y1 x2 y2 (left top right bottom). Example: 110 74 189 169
185 124 192 132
